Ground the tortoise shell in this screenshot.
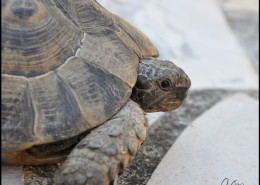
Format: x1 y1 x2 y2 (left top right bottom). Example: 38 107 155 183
1 0 158 153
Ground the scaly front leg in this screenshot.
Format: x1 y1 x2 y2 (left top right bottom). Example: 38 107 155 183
55 100 148 185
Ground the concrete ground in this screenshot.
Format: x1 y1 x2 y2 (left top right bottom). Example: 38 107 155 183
115 0 259 184
220 0 259 73
117 90 258 185
2 0 259 184
147 93 259 185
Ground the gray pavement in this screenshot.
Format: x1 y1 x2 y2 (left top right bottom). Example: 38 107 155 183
221 0 259 73
2 165 23 185
147 94 259 185
117 90 259 185
116 0 259 184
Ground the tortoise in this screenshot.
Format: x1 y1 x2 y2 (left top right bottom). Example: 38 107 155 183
1 0 191 184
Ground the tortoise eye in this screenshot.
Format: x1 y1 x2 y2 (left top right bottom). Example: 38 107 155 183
161 80 170 88
158 79 171 91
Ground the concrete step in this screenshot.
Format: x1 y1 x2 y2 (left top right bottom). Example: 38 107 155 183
147 93 259 185
2 165 23 185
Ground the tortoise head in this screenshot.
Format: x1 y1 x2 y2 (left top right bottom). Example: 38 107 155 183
131 57 191 112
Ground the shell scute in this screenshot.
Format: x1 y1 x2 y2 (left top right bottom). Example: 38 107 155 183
28 71 90 143
1 75 36 152
1 0 158 153
2 0 84 77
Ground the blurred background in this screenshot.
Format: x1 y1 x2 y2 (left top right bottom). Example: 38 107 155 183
98 0 259 90
97 0 259 184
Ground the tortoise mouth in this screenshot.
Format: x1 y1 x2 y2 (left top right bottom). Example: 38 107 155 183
158 91 189 111
140 90 190 113
159 100 182 111
161 101 181 106
143 100 183 113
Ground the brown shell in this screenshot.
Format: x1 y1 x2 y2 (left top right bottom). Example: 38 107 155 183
1 0 158 153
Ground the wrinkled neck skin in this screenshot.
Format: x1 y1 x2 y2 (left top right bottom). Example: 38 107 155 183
131 57 191 113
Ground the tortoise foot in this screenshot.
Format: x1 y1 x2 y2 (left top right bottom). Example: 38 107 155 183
55 101 148 185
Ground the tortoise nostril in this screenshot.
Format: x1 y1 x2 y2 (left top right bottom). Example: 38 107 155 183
181 76 191 88
176 77 190 87
187 78 191 88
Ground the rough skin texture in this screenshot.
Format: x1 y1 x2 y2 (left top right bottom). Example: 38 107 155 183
131 57 191 112
53 100 147 185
